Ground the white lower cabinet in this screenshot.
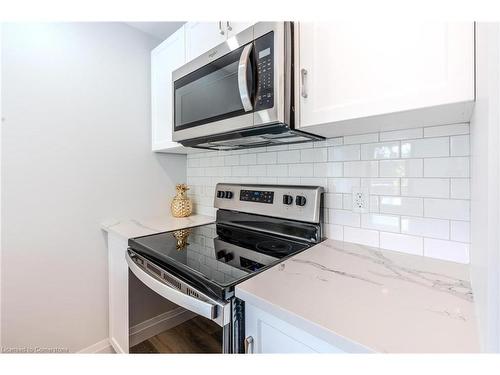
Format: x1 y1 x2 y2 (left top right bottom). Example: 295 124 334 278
107 232 130 353
244 303 344 353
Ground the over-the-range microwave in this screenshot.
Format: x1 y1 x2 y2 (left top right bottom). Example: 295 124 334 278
172 22 324 150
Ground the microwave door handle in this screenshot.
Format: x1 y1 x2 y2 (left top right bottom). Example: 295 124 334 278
238 43 253 112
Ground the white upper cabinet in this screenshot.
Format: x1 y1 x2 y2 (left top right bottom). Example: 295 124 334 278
295 22 475 137
226 21 254 38
185 22 255 61
151 25 187 153
185 22 227 61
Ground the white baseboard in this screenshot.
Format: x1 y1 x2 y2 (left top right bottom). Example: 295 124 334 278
129 307 196 348
78 338 115 354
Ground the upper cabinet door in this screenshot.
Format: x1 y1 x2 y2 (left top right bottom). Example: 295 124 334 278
151 26 186 152
185 22 227 61
226 22 255 38
296 22 475 135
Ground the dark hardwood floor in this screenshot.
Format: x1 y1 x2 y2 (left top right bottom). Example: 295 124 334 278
130 316 223 354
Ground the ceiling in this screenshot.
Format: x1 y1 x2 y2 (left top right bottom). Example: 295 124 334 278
126 22 185 40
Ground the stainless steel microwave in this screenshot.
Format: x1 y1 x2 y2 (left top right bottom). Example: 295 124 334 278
172 22 323 150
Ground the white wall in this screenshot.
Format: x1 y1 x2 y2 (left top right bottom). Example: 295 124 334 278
1 23 186 352
470 22 500 353
188 123 471 264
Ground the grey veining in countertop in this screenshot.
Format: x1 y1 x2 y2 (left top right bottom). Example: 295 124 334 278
236 239 480 353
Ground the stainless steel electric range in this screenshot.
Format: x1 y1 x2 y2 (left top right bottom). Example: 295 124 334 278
127 183 324 353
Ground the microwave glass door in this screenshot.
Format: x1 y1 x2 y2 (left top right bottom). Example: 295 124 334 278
174 43 253 131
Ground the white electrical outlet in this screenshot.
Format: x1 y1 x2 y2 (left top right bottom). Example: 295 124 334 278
352 188 369 213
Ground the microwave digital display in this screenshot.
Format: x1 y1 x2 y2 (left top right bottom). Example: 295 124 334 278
259 48 271 59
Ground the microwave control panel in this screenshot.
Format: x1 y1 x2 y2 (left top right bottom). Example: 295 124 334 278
254 32 274 111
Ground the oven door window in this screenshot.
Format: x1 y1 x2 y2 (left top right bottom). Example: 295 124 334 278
174 43 254 130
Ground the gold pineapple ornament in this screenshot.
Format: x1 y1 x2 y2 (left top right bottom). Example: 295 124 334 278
171 184 193 218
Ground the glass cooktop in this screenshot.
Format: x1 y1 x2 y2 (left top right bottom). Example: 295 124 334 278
128 222 312 292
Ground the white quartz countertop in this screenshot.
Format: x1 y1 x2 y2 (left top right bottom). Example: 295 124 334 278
235 239 480 353
101 214 215 239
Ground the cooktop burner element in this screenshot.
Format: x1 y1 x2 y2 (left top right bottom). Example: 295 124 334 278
128 183 324 300
255 240 293 255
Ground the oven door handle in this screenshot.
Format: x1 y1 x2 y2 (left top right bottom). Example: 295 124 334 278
126 251 229 326
238 43 253 112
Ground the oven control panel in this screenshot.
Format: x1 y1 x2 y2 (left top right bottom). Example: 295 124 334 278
214 183 324 224
239 189 274 204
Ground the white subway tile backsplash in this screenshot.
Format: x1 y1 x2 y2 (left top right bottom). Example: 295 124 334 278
231 166 249 176
450 221 470 243
424 157 469 178
277 150 301 164
314 162 343 177
266 164 288 177
224 155 240 166
401 138 449 158
451 179 470 199
342 194 352 210
239 153 257 165
328 145 360 161
326 137 343 146
424 123 469 137
424 199 470 221
343 133 379 145
401 216 450 240
361 213 400 233
361 141 400 160
328 178 361 194
424 238 469 263
257 152 277 164
330 209 360 227
379 196 423 216
344 161 378 177
324 224 343 240
300 177 327 187
324 193 343 209
362 178 400 196
344 226 380 247
289 163 314 177
370 196 380 212
379 232 423 256
300 147 328 162
379 159 423 177
380 128 423 141
248 165 266 176
401 178 450 198
188 122 470 263
451 135 470 156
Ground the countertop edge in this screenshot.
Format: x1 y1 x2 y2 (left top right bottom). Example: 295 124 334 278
100 214 215 239
235 286 373 353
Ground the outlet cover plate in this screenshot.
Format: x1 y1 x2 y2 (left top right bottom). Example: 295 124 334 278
352 187 369 213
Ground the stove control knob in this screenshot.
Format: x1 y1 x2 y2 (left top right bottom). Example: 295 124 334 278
295 195 307 206
225 191 233 199
216 250 226 260
224 253 234 262
283 194 293 205
217 191 226 199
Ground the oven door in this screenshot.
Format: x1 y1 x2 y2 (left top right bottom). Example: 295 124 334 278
126 250 230 327
127 250 243 353
172 22 289 143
